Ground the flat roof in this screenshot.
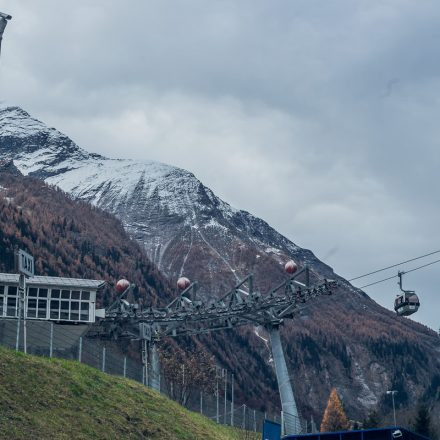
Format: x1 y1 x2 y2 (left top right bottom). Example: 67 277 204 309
0 273 106 290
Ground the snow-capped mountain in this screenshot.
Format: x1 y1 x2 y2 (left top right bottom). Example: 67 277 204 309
1 105 439 422
0 105 332 294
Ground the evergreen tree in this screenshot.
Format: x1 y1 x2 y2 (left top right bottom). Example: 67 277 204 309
413 404 431 438
363 410 379 429
320 388 350 432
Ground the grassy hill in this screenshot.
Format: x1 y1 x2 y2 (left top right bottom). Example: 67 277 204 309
0 346 257 440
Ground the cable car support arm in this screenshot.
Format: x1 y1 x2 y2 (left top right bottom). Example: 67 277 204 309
94 267 337 435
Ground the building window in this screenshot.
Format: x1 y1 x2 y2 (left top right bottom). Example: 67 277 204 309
47 288 93 322
80 301 89 321
26 288 48 319
60 301 69 320
50 300 59 320
52 289 60 298
6 286 18 317
27 298 37 318
0 284 94 322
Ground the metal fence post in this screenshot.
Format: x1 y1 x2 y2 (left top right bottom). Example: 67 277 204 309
281 411 284 437
102 346 106 372
253 409 256 432
200 391 203 414
49 322 54 358
15 302 21 351
123 356 127 378
21 275 27 354
224 370 227 425
242 404 246 429
216 375 219 423
142 340 148 387
231 373 234 427
78 336 82 362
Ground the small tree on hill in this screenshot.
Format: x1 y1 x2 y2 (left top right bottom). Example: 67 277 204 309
320 388 350 432
413 404 431 438
159 345 216 406
363 409 379 429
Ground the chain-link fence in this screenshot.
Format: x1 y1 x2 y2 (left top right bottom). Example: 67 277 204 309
281 410 312 436
0 318 290 434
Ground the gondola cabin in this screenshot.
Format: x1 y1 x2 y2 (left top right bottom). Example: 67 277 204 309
394 292 420 316
0 273 105 323
394 271 420 317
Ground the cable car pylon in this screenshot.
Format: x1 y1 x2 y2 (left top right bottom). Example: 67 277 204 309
90 262 337 436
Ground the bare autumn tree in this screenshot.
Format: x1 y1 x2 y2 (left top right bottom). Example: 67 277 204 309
320 388 350 432
159 344 216 406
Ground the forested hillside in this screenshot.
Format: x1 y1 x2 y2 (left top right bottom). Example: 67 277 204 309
1 159 439 425
0 160 171 307
0 161 278 414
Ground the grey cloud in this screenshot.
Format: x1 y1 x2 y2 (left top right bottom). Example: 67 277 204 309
0 0 439 329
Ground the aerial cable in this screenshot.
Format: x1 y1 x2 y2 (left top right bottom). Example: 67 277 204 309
358 258 440 289
403 257 440 275
348 249 440 282
359 275 401 289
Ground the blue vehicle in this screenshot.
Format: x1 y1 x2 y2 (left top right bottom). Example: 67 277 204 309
283 426 431 440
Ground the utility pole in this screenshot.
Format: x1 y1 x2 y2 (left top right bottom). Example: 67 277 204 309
387 390 398 426
15 250 33 353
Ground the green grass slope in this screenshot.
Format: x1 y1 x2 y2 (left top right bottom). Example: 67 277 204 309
0 346 256 440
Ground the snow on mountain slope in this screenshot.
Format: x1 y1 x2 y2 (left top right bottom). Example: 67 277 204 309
1 105 439 423
0 105 327 292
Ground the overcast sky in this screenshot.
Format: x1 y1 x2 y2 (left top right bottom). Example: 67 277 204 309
1 0 439 330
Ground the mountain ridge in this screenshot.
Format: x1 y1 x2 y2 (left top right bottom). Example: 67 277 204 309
0 104 335 291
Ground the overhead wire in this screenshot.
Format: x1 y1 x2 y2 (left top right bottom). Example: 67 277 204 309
359 274 398 289
404 257 440 275
348 249 440 282
356 257 440 290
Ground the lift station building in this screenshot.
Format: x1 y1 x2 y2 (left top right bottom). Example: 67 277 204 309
0 273 105 324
